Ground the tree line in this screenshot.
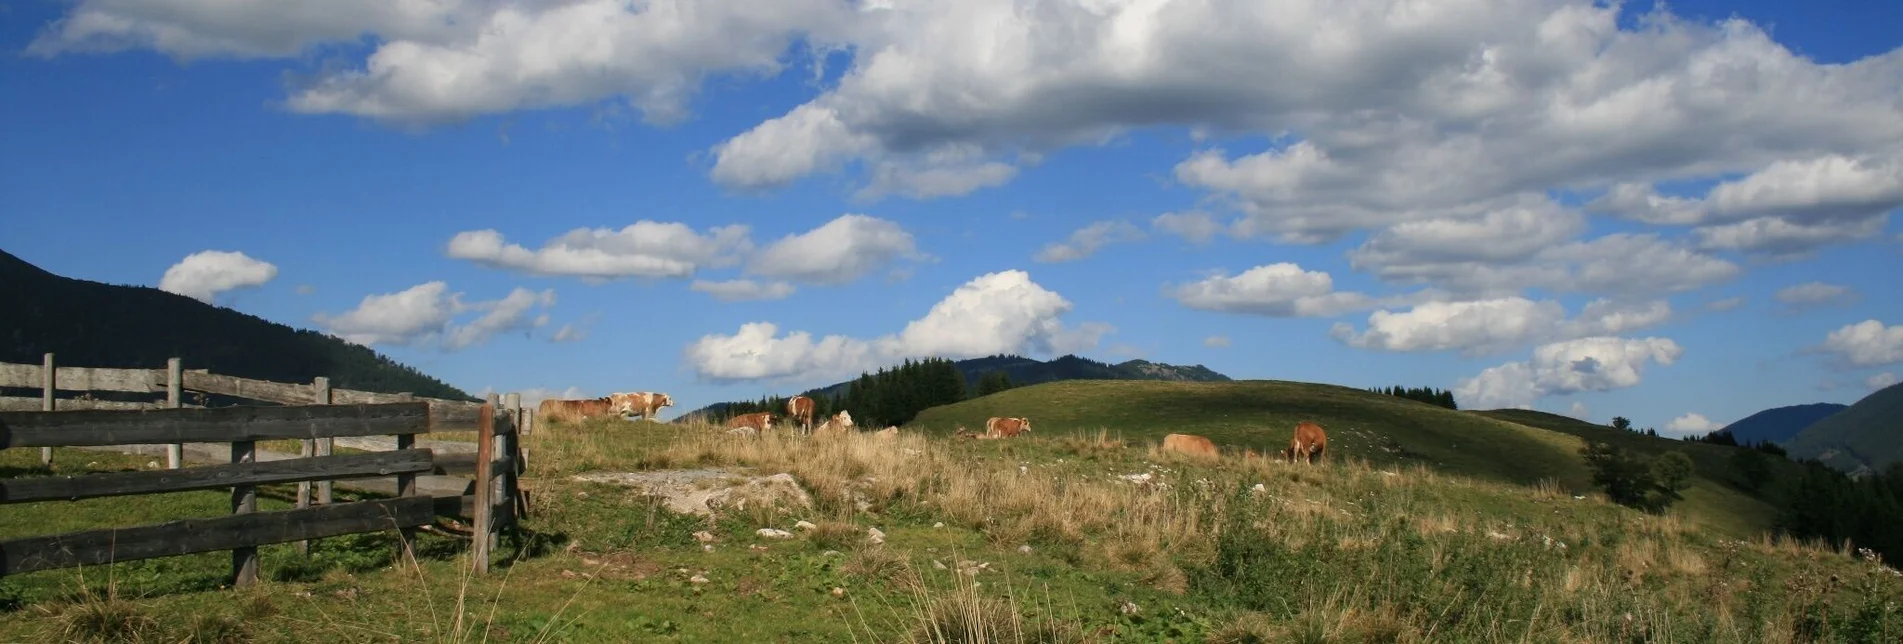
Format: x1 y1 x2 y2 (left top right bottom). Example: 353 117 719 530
716 358 1021 429
1367 385 1458 410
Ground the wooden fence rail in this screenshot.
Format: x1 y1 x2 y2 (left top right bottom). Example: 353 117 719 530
0 401 521 584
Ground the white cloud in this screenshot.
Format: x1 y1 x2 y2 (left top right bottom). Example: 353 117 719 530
1455 336 1684 410
1866 372 1899 392
684 270 1111 382
1034 220 1145 263
314 281 556 350
1331 296 1672 356
1565 401 1591 422
446 223 752 281
691 279 797 302
1151 211 1226 244
1820 320 1903 368
1775 282 1858 311
1704 296 1747 312
746 214 920 285
1167 263 1377 318
157 250 278 303
1664 413 1722 437
1203 335 1231 348
1593 155 1903 258
1350 214 1739 297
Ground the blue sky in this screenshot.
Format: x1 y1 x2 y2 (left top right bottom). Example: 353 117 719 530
3 0 1900 433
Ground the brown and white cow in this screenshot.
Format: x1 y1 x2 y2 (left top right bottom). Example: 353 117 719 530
536 397 614 423
984 416 1032 438
608 391 674 421
813 410 855 438
1161 433 1219 459
873 426 899 439
727 412 775 433
1283 421 1328 464
786 395 817 434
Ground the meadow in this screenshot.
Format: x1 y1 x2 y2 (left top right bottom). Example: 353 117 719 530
1 383 1899 642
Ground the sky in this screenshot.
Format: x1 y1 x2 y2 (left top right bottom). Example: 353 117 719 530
2 0 1900 433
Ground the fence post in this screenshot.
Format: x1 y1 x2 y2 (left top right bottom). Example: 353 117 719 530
166 358 183 469
231 438 259 587
472 403 496 574
295 376 321 556
313 377 332 506
40 353 54 467
394 392 419 565
498 393 520 552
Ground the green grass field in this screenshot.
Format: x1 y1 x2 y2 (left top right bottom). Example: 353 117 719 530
2 380 1899 642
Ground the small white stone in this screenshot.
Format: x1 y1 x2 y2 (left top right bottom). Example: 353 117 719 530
795 520 818 531
689 574 709 584
757 528 793 539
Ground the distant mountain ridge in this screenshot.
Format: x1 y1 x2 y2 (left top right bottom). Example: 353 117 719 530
1785 382 1903 476
0 248 476 401
677 354 1231 420
1717 402 1849 445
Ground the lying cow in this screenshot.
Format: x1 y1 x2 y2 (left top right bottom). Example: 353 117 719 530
536 397 613 423
984 417 1032 439
813 410 855 438
1161 433 1219 459
1283 421 1328 464
727 412 775 433
609 391 674 421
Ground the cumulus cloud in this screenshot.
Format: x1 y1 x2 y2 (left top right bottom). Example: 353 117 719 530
1330 297 1672 356
1774 282 1858 311
1866 372 1899 392
1151 211 1226 244
1819 320 1903 368
1664 413 1722 437
1455 336 1684 410
746 214 920 285
691 279 797 302
1565 401 1591 422
157 250 278 303
446 223 751 281
1034 220 1145 263
314 281 556 350
685 270 1111 382
1204 335 1232 348
1595 154 1903 257
1167 263 1378 318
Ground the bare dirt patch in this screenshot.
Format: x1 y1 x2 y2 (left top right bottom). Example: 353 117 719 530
571 468 813 517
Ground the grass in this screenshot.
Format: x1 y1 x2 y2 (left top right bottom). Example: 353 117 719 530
2 396 1900 642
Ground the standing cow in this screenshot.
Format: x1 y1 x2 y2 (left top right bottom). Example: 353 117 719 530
537 397 614 423
984 416 1032 438
609 391 674 421
787 395 817 434
1283 421 1328 465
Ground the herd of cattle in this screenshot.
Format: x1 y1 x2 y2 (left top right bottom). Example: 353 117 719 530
535 392 1331 463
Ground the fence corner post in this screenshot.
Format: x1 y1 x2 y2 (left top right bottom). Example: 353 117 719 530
472 402 496 574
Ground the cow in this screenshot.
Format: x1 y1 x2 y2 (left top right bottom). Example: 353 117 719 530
873 426 899 439
786 395 817 434
1284 421 1328 464
536 397 614 423
813 410 855 438
727 412 775 433
608 391 674 421
984 417 1032 439
1161 433 1220 459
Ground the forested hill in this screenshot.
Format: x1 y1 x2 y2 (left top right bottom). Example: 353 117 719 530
675 354 1230 425
0 249 476 401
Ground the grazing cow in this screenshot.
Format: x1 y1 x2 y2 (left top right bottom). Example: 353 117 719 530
727 412 775 432
1284 421 1328 464
536 397 614 423
608 391 674 421
984 417 1032 438
813 410 855 438
1161 433 1220 459
787 395 817 434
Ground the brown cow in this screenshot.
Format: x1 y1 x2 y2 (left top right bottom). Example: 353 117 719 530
1284 421 1328 464
727 412 774 432
787 395 817 434
609 391 674 421
1161 433 1219 459
984 416 1032 438
873 426 899 439
813 410 855 438
536 397 614 423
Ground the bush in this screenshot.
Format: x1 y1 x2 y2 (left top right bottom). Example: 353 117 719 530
1581 443 1695 512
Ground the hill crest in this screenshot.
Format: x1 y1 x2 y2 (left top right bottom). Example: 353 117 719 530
1785 382 1903 476
1717 402 1848 445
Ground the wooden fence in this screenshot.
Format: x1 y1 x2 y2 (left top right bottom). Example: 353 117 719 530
0 400 524 584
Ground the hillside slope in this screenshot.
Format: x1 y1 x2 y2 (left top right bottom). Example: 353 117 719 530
0 249 474 401
1785 382 1903 475
1719 402 1848 444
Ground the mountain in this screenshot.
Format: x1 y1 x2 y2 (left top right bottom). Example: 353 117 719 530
676 354 1231 420
1715 402 1849 445
1784 382 1903 476
0 248 476 401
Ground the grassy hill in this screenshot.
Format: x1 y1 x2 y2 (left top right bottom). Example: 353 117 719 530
1718 402 1849 445
0 248 475 401
908 380 1787 537
1786 382 1903 475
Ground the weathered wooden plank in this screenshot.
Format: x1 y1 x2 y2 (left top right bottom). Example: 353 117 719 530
0 363 42 390
0 496 439 576
0 449 436 504
0 397 160 412
329 389 416 405
0 402 431 448
38 367 160 393
472 404 495 573
179 371 312 405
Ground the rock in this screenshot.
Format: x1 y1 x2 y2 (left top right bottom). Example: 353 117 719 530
1017 545 1032 554
757 528 794 539
932 560 948 570
702 544 715 552
748 545 770 552
1119 601 1141 615
932 522 945 529
795 520 818 531
831 587 847 597
692 531 716 543
1251 483 1267 493
867 527 886 545
689 574 709 584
